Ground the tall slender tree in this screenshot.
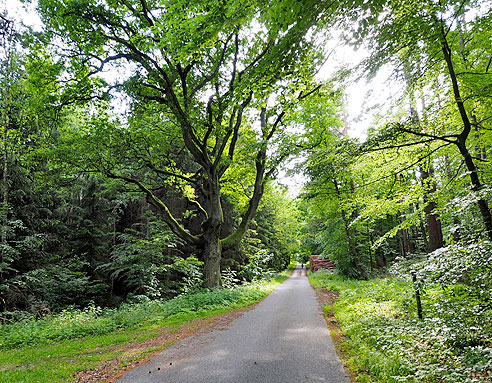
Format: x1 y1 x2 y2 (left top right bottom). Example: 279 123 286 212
341 0 492 240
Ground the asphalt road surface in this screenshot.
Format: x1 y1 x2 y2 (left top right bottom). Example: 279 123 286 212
117 265 349 383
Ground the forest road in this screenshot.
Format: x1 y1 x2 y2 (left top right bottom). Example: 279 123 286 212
116 265 349 383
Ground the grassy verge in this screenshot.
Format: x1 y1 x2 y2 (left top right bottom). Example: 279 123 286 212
0 271 290 383
308 271 492 383
287 261 298 269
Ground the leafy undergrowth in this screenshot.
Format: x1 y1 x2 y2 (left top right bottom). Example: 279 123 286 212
0 271 289 383
309 271 492 383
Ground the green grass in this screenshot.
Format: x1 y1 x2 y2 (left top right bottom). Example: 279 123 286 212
0 272 289 383
287 261 298 269
308 270 492 383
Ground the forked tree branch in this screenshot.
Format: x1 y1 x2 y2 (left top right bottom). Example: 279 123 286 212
105 171 201 246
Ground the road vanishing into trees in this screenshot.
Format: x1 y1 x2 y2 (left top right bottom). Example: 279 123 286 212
117 265 348 383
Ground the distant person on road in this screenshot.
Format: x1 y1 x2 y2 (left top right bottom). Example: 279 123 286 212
301 263 304 269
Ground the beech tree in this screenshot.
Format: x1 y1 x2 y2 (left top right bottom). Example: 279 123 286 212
36 0 332 286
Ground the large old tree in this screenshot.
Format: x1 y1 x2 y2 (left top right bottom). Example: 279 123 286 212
37 0 332 286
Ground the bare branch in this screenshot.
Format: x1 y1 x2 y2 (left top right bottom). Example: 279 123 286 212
366 137 439 152
358 143 452 189
216 92 253 176
486 56 492 73
237 41 272 83
221 109 268 250
202 96 215 147
139 0 155 26
228 30 240 93
189 32 235 100
396 123 459 144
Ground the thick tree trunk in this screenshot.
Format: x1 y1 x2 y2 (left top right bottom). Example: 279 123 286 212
424 200 442 251
202 173 224 288
202 227 222 288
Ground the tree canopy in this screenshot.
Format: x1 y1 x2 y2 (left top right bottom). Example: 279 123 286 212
31 0 337 287
0 0 491 358
0 0 491 379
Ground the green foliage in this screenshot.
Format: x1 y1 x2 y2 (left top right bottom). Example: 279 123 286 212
309 272 492 382
252 186 301 269
99 222 204 300
0 8 490 383
33 0 338 289
390 240 492 349
220 184 302 282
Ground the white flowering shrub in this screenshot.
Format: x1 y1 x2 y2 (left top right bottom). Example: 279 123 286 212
326 241 492 382
416 242 492 298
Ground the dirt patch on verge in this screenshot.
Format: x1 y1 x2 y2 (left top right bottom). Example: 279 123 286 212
76 307 253 383
315 288 355 383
